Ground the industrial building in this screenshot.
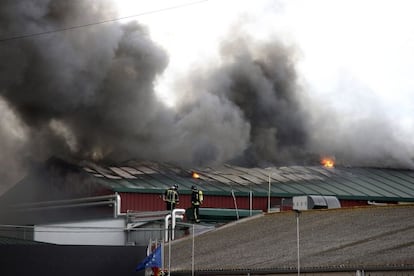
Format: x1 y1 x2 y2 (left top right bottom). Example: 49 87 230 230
0 156 413 246
0 157 414 275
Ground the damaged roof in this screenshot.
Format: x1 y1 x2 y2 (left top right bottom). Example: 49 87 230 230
2 157 414 207
82 160 414 202
168 205 414 274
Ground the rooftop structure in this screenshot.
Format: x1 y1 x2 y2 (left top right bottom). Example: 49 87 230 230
0 157 413 225
169 205 414 275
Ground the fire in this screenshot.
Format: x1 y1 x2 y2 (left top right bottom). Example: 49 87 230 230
192 171 200 179
321 157 335 168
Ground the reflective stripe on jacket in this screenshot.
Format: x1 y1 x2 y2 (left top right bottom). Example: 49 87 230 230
165 189 179 203
192 190 203 205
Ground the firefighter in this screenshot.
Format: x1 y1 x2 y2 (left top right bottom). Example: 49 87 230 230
164 184 179 211
191 185 203 223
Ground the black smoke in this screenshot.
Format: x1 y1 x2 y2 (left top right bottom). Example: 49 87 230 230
173 32 314 166
0 0 413 193
0 0 169 191
0 0 249 190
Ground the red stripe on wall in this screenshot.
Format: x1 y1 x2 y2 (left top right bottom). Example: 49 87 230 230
119 192 270 212
119 192 370 213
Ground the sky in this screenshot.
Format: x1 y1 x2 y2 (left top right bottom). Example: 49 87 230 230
0 0 414 193
116 0 414 121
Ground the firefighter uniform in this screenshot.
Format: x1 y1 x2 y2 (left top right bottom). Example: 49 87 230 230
191 185 203 223
164 185 179 211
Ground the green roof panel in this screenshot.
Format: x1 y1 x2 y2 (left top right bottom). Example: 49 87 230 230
81 162 414 202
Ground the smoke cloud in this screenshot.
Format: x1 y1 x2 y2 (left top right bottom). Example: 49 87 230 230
174 31 313 166
307 72 414 168
0 0 250 189
0 0 413 192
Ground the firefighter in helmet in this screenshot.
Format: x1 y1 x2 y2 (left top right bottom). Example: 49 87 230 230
164 184 179 211
191 185 203 223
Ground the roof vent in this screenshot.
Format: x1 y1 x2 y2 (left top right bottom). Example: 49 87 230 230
293 195 341 211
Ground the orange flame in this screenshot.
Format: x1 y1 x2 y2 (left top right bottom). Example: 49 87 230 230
192 171 200 179
321 157 335 168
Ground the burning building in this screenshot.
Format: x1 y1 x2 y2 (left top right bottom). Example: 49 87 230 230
1 1 414 275
0 156 413 246
2 1 413 196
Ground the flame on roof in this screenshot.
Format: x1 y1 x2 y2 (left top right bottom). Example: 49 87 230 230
321 157 335 168
192 171 200 179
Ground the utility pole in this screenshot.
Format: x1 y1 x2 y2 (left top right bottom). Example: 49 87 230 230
268 175 271 212
295 210 301 276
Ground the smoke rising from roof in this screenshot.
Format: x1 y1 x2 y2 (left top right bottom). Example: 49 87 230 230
0 0 413 192
307 73 414 168
0 0 250 187
174 32 313 166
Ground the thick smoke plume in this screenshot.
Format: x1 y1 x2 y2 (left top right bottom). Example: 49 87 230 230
0 0 413 192
0 0 249 190
174 32 313 167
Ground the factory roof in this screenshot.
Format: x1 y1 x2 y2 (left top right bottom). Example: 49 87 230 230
82 159 414 202
169 205 414 274
1 158 414 210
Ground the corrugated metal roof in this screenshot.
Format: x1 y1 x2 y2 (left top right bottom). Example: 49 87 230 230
81 161 414 202
169 205 414 273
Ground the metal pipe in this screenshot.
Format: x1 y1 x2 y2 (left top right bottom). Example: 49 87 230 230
166 209 185 275
161 239 165 274
17 200 116 211
13 194 120 208
268 175 271 212
231 190 239 220
192 223 195 276
114 193 121 218
296 210 301 276
249 190 253 216
12 193 123 218
168 235 171 276
172 209 185 240
165 214 171 242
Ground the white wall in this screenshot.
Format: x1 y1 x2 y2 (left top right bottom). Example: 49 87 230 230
34 218 126 245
